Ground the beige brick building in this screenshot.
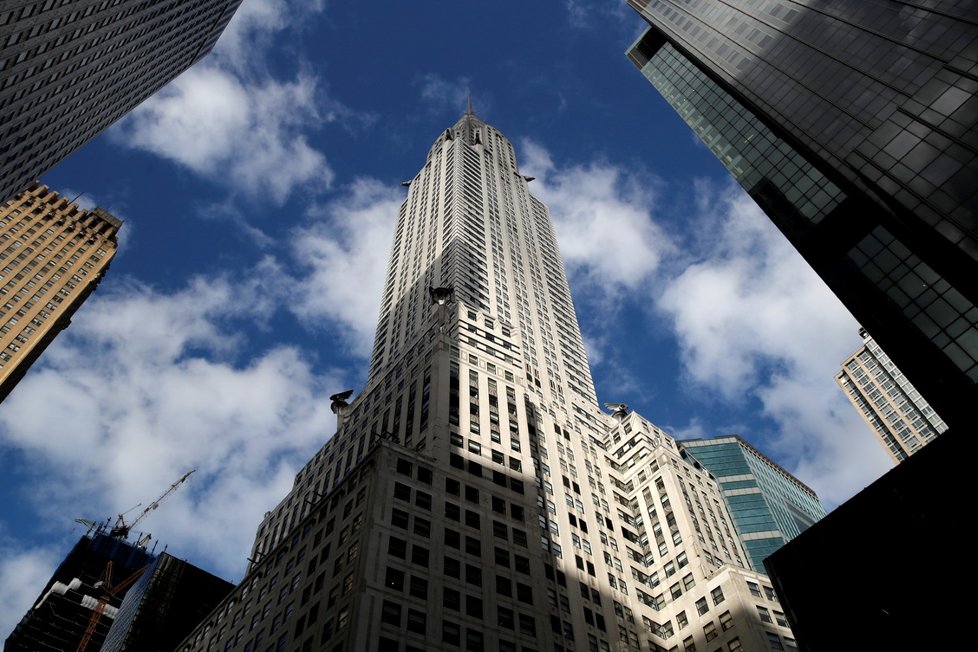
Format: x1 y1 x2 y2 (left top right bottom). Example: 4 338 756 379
178 112 799 652
0 183 120 402
837 328 948 463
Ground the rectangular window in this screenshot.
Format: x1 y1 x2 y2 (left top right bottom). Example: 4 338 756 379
719 611 733 631
406 609 426 634
704 622 717 641
391 508 409 529
444 587 461 610
409 576 427 599
381 600 401 626
757 606 772 623
711 587 725 605
411 545 429 567
388 537 407 559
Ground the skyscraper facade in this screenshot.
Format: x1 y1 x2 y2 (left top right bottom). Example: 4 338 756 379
0 0 243 203
679 436 826 573
625 0 978 434
837 328 948 462
0 182 120 402
177 112 797 652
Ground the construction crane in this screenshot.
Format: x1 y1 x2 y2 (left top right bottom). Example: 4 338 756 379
75 560 148 652
108 469 195 540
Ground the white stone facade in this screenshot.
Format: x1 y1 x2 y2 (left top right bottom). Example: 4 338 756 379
178 114 798 652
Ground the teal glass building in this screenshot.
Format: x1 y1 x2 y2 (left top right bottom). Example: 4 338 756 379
679 436 826 573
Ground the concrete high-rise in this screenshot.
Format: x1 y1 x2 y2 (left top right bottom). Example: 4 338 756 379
679 436 826 573
178 111 799 652
837 328 948 462
626 0 978 434
0 182 120 402
0 0 243 203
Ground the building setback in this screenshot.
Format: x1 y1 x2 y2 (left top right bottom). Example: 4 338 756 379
177 111 798 652
0 183 120 402
836 327 947 462
679 436 826 573
0 0 243 203
626 0 978 435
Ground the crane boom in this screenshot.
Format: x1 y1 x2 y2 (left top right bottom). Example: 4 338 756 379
109 470 194 539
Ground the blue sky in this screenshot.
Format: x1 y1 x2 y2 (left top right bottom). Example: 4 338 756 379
0 0 893 631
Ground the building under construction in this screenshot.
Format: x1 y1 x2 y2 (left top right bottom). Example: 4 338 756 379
4 532 154 652
4 472 228 652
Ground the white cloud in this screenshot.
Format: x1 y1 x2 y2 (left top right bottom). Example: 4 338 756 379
565 0 633 30
521 140 671 297
289 178 404 357
214 0 325 70
417 74 489 116
0 274 341 585
0 543 62 640
115 67 332 204
655 183 892 504
111 0 335 204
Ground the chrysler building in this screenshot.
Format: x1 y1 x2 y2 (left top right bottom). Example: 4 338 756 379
179 111 801 652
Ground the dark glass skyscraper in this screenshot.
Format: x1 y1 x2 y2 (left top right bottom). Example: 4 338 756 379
0 0 243 203
626 0 978 433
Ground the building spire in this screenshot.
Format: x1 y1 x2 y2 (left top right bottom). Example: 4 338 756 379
466 94 474 116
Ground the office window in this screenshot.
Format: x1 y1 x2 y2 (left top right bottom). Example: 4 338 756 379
445 556 460 578
381 600 401 626
704 622 717 642
385 567 404 591
466 628 484 650
414 517 431 538
409 576 427 599
406 609 426 634
757 606 772 623
443 621 461 646
466 595 484 618
388 537 407 559
393 482 411 501
411 545 429 567
466 564 482 587
711 587 725 606
719 611 733 631
444 587 461 610
391 508 409 529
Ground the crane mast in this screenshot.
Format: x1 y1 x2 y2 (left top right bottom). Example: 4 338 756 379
109 469 195 540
